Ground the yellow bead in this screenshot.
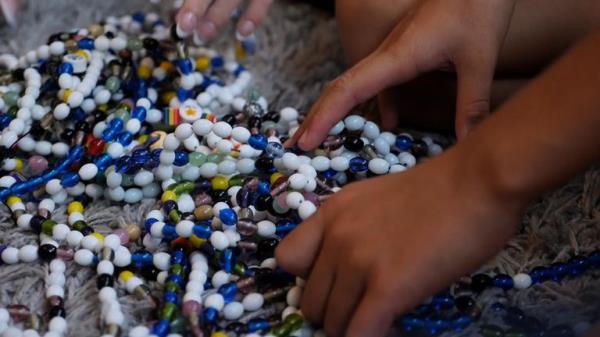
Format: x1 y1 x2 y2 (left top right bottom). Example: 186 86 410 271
161 190 177 202
119 271 134 283
149 131 167 150
159 61 173 72
211 176 229 190
63 89 73 102
270 172 284 185
91 232 104 242
67 201 84 214
189 235 206 248
75 49 91 60
138 135 148 145
6 196 21 207
211 332 228 337
195 57 210 71
161 91 176 105
137 65 152 79
235 43 246 61
14 158 23 173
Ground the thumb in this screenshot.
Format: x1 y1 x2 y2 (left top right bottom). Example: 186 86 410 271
455 60 495 140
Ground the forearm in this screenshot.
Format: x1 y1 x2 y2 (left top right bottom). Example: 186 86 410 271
459 29 600 207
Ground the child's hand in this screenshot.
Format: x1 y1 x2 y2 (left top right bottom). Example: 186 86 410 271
287 0 517 150
176 0 272 40
275 149 524 337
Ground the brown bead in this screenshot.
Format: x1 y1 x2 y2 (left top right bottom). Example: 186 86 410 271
194 193 213 207
127 224 141 241
48 296 64 307
238 207 253 220
236 219 257 236
193 205 213 220
89 24 104 37
65 40 78 53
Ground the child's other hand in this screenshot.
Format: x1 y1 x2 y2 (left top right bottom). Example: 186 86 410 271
288 0 517 150
276 149 524 337
176 0 272 41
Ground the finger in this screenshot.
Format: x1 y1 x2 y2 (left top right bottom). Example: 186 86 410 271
275 208 327 278
0 0 20 26
454 60 495 141
346 285 397 337
300 251 335 326
377 90 399 131
293 48 420 151
323 265 365 337
237 0 273 36
177 0 211 34
200 0 241 40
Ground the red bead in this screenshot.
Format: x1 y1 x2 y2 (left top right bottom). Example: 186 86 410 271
87 137 105 156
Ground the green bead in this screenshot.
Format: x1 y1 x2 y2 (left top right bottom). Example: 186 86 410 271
480 325 505 337
247 89 260 102
165 281 180 293
261 121 277 132
160 303 177 321
113 108 130 122
206 153 224 163
169 314 187 333
41 220 57 235
270 324 292 337
169 264 184 276
173 181 194 195
233 262 246 276
72 220 87 231
3 91 19 107
228 175 244 187
121 174 133 187
105 76 121 93
189 152 207 166
126 38 143 51
284 313 304 331
169 209 181 223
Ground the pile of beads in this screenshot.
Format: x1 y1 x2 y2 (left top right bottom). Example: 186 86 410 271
0 9 596 337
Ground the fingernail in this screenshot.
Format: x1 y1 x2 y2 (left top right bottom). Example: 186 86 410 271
298 132 309 149
177 10 197 33
237 20 255 37
193 31 205 46
199 21 217 40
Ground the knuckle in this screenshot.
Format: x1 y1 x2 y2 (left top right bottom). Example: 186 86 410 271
462 99 490 120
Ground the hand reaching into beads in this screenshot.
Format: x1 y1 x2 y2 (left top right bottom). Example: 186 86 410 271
287 0 517 150
275 150 524 337
176 0 273 41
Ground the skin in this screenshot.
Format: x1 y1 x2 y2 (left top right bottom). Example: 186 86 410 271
176 0 273 40
277 1 600 336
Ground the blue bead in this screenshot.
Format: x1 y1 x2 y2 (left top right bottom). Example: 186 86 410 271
218 282 238 303
432 294 454 310
221 248 234 273
102 128 117 142
60 172 80 187
349 156 368 172
567 256 589 276
247 318 270 333
170 250 185 265
131 106 147 121
233 65 246 77
395 135 413 151
451 313 472 331
322 168 337 179
108 118 124 130
530 266 548 284
94 154 112 171
167 274 184 286
71 108 86 121
211 56 224 68
162 225 177 240
424 316 450 335
192 224 212 239
248 134 268 150
219 208 238 226
275 222 296 235
176 88 189 101
493 274 514 290
118 131 134 146
177 58 193 75
144 218 158 232
164 291 178 304
265 142 284 158
151 319 170 337
115 156 134 173
203 307 218 323
548 262 568 282
590 250 600 267
58 62 73 75
173 151 189 166
0 114 12 128
132 12 145 23
132 148 150 165
241 38 256 54
257 181 270 195
78 38 95 50
402 314 424 331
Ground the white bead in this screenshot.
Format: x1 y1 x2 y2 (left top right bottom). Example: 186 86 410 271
78 163 98 180
286 192 305 209
298 164 317 178
176 220 195 238
288 173 308 190
189 270 208 284
126 119 141 134
126 276 143 293
368 158 390 175
282 153 300 170
107 142 125 159
97 260 114 275
330 157 349 172
398 152 416 167
428 143 443 156
186 280 204 294
231 126 251 143
216 139 233 154
48 317 67 334
110 37 127 50
106 310 124 325
67 90 84 108
22 331 39 337
50 259 66 273
124 188 143 203
204 293 225 311
163 134 180 151
212 122 232 138
362 121 380 139
311 156 330 171
46 284 64 298
98 287 117 302
513 273 532 289
47 272 65 287
211 270 230 288
242 293 264 311
286 286 303 307
133 171 154 187
174 123 193 140
153 252 171 271
210 231 229 251
298 201 317 220
147 108 162 123
282 306 297 320
113 246 131 267
373 137 390 155
223 302 244 320
192 119 213 136
280 107 299 123
257 220 276 237
344 115 366 131
0 308 8 324
17 214 33 229
129 326 150 337
103 234 121 251
199 162 218 178
81 235 100 251
1 247 19 264
66 230 84 247
18 245 38 262
261 257 277 269
389 164 407 174
74 249 94 266
236 158 255 174
218 160 237 175
3 327 24 337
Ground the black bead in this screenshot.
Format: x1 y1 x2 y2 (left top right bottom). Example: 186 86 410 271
105 31 115 39
470 274 492 293
344 135 364 152
142 37 159 50
502 307 527 327
255 156 274 173
11 68 25 81
254 194 272 212
225 322 246 334
455 295 475 312
93 110 107 122
221 113 237 125
411 139 429 157
80 226 94 236
170 24 183 41
29 122 45 137
256 238 279 260
38 244 57 262
75 121 91 133
29 215 46 234
60 128 75 142
49 306 66 318
547 325 574 337
248 116 262 130
210 189 229 204
141 267 161 281
263 110 280 123
97 274 114 289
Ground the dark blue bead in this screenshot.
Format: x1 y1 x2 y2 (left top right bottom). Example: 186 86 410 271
275 222 296 235
233 65 246 77
218 282 238 303
548 262 568 282
265 142 284 158
177 58 193 75
349 156 368 172
248 134 268 150
170 250 185 265
167 274 184 286
70 145 84 159
493 274 514 290
116 156 134 173
203 307 218 323
0 114 12 128
402 314 424 331
151 319 170 337
590 250 600 267
102 128 117 142
164 291 178 304
242 38 256 54
78 38 95 50
176 88 189 101
432 294 454 310
173 151 189 166
118 131 133 146
60 172 80 187
247 318 270 333
193 224 212 239
257 181 270 195
162 225 177 240
71 108 86 121
132 148 150 165
530 266 548 284
395 135 413 151
131 106 147 121
451 313 472 331
221 248 234 273
108 118 124 130
58 62 73 75
567 256 589 276
425 316 450 335
322 168 337 179
144 218 158 232
211 56 224 68
219 208 238 226
414 304 432 316
132 12 145 23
